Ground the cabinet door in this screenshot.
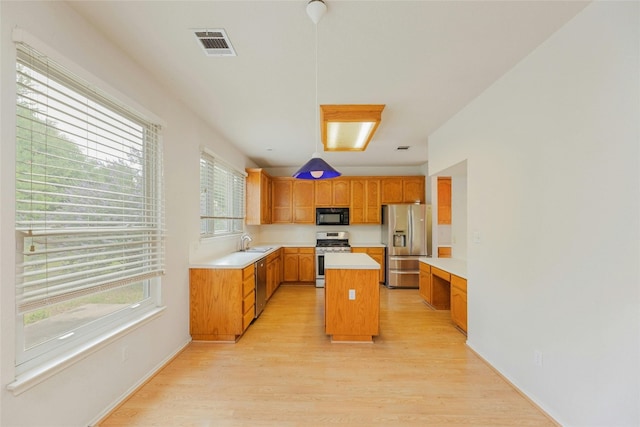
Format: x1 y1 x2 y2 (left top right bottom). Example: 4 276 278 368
365 179 381 223
350 179 366 223
381 178 403 204
332 179 351 206
275 250 282 288
293 180 315 223
450 275 467 332
403 177 425 203
352 247 384 283
283 250 299 282
266 258 275 299
246 168 271 225
261 173 272 224
367 247 385 283
437 177 451 225
272 178 293 223
298 249 316 282
438 247 452 258
189 268 243 341
314 180 332 206
418 263 431 303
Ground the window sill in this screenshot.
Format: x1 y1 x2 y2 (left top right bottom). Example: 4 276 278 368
7 306 166 396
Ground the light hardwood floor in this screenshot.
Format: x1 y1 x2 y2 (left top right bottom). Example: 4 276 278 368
98 284 556 426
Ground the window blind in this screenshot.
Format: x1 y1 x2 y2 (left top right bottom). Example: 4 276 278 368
200 151 245 237
15 43 165 314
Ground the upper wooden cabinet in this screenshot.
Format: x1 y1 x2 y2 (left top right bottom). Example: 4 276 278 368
381 176 425 204
380 178 403 204
402 177 425 204
350 178 381 224
272 178 293 223
255 175 424 224
293 180 315 223
271 178 315 224
246 168 272 225
437 177 451 224
315 178 350 206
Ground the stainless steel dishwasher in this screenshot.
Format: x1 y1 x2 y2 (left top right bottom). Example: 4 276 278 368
254 258 267 318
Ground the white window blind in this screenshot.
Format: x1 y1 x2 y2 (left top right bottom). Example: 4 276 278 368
15 43 165 367
200 151 245 238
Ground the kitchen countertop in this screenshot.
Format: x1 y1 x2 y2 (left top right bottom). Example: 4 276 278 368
325 253 380 270
190 246 281 269
189 242 317 269
419 257 467 279
190 242 384 270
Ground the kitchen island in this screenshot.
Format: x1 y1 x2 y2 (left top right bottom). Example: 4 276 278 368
324 253 380 342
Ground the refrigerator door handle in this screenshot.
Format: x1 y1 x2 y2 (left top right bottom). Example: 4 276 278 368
408 206 413 253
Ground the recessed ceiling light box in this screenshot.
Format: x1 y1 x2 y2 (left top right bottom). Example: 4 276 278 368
320 104 385 152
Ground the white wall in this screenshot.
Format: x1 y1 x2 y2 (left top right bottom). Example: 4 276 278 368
0 2 253 426
428 2 639 426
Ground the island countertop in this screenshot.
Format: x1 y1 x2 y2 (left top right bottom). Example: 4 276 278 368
325 253 380 270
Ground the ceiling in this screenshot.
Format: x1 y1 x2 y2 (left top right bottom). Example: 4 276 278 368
68 1 587 171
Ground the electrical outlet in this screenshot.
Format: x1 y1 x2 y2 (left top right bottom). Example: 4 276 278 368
534 350 543 367
348 289 356 300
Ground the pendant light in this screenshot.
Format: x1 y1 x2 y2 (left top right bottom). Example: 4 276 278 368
293 0 341 180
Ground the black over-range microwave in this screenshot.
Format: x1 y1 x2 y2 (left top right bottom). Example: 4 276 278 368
316 207 350 226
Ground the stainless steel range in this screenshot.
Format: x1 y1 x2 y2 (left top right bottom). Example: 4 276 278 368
315 231 351 288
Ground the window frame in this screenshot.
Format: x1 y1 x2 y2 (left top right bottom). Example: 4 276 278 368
13 42 165 380
199 149 246 239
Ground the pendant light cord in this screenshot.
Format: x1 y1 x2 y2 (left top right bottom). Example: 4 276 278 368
314 21 319 155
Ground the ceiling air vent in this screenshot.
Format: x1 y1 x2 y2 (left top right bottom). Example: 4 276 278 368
396 146 410 151
194 29 236 57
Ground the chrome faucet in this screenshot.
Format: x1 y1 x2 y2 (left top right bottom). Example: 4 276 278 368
240 234 252 251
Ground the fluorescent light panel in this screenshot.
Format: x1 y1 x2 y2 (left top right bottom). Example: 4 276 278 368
321 105 385 152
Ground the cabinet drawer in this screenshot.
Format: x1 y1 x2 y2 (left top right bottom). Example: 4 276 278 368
451 274 467 292
267 251 279 263
243 265 254 280
388 271 420 288
243 276 255 296
431 266 450 281
299 247 314 254
243 289 255 314
243 306 255 330
388 257 420 271
283 247 298 254
419 262 431 273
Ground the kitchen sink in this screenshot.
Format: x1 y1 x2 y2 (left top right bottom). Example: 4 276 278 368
242 246 273 253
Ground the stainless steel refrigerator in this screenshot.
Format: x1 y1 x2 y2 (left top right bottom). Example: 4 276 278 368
381 204 432 289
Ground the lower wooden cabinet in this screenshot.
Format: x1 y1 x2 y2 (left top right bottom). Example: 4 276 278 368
351 247 385 283
283 247 315 283
419 262 432 303
450 274 467 333
189 265 255 342
419 263 451 309
418 261 467 334
266 249 282 299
